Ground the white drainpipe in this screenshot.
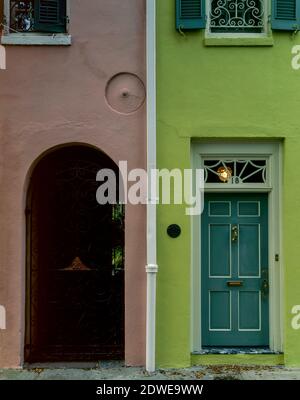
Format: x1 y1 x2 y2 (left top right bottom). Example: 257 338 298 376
146 0 158 373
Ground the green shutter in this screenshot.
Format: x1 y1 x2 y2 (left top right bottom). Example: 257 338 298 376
272 0 299 30
176 0 206 30
34 0 67 33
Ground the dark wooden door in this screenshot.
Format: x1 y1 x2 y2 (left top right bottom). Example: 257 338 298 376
25 146 124 362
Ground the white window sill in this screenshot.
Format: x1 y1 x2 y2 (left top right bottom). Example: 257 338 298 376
204 34 274 47
1 33 72 46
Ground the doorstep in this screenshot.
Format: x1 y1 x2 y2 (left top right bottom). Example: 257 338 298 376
191 350 284 366
194 348 282 355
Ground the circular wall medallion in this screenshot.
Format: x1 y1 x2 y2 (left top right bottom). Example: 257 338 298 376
105 73 146 114
167 224 181 239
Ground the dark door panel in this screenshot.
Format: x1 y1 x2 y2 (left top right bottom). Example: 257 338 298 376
25 146 124 362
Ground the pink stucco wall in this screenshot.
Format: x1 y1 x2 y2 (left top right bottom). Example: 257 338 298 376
0 0 146 367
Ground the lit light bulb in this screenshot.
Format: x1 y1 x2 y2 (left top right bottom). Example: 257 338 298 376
217 166 232 183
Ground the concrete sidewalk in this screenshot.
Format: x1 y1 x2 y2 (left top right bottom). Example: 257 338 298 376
1 362 300 380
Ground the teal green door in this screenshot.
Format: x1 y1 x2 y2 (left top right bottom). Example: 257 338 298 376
201 193 269 347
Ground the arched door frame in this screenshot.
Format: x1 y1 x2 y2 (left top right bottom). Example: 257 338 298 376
24 144 125 363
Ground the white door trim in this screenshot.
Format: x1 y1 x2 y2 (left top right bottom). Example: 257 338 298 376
191 141 283 353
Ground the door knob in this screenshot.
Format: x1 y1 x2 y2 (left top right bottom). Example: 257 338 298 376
261 279 269 296
261 269 269 297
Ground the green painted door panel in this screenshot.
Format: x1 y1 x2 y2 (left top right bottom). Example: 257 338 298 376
201 193 269 347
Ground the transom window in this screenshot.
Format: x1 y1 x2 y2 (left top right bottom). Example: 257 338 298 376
209 0 266 34
203 158 268 184
8 0 67 33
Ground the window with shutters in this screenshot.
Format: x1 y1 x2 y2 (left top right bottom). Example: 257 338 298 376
8 0 66 33
208 0 269 35
272 0 300 31
2 0 70 45
176 0 206 30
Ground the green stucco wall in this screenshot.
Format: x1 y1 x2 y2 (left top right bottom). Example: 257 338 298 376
156 0 300 368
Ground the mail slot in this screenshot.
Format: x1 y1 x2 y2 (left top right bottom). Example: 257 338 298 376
227 281 244 287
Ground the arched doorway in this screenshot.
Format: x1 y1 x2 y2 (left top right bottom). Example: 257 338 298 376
25 145 124 362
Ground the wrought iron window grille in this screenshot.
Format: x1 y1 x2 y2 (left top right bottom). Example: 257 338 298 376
10 1 35 32
8 0 67 34
209 0 265 34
